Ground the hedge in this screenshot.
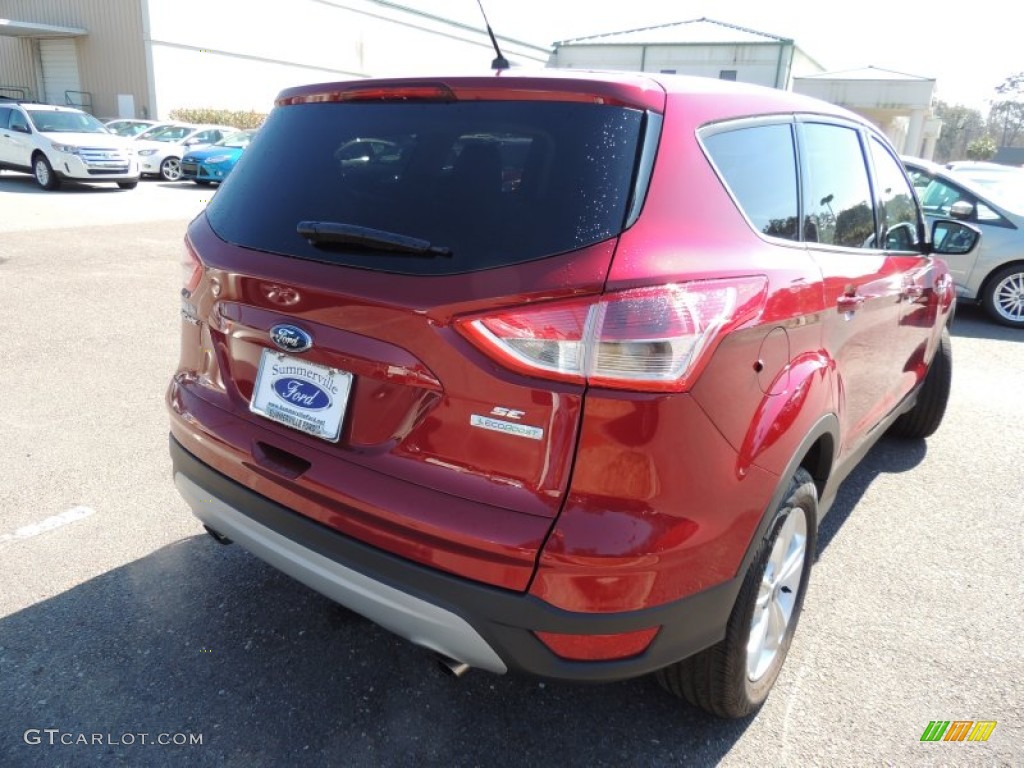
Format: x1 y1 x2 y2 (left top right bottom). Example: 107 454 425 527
167 108 267 129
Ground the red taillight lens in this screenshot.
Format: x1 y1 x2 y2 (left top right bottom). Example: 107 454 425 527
182 239 203 295
456 277 767 392
534 627 660 661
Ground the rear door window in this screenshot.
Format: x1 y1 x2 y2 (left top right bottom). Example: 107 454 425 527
206 100 646 275
800 122 876 248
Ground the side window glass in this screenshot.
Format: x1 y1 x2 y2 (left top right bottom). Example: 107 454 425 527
703 123 799 241
975 202 1003 223
0 107 11 130
919 178 970 216
9 110 29 132
869 138 921 252
906 167 932 193
800 123 876 248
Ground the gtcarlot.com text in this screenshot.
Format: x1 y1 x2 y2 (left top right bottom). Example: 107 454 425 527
24 729 203 746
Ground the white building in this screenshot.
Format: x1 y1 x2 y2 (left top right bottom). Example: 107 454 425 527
548 18 826 90
0 0 548 119
549 18 939 158
793 67 941 160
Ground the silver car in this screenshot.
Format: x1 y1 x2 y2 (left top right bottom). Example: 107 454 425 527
903 158 1024 328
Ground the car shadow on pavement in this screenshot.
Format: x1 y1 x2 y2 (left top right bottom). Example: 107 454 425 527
0 175 125 195
1 536 748 768
815 435 927 557
949 303 1022 342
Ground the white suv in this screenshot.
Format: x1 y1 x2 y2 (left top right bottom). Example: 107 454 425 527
0 100 140 190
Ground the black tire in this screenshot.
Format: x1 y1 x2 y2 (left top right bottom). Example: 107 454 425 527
160 156 182 181
656 468 817 719
890 327 951 439
193 179 211 186
981 264 1024 328
117 181 139 190
32 154 61 190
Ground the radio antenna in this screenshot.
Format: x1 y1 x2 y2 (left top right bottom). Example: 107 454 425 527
475 0 510 70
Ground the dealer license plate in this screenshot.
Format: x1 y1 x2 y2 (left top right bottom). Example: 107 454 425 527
250 350 352 442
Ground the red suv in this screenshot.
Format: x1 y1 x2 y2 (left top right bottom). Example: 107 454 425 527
168 72 979 717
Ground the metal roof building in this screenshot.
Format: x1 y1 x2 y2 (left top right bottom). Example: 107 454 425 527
549 18 940 158
548 18 826 90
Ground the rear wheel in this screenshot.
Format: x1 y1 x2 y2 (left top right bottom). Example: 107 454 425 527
890 327 951 439
160 156 182 181
656 468 817 718
33 154 61 190
982 264 1024 328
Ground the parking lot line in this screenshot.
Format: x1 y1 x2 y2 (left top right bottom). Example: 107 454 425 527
0 506 95 544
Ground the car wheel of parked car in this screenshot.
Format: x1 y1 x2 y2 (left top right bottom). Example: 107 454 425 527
160 157 183 182
32 154 61 191
117 181 138 190
657 468 816 718
193 180 211 186
890 327 952 439
982 264 1024 328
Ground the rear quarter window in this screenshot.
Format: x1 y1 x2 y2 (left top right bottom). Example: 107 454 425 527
702 122 799 242
206 100 645 275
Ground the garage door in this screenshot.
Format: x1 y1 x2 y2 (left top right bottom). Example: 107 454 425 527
40 38 81 106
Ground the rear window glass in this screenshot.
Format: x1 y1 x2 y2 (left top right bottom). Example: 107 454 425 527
205 100 645 275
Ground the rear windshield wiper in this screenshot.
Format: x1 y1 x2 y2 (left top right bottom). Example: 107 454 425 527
297 221 452 258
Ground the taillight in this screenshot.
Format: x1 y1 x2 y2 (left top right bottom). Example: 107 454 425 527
456 277 767 392
182 238 203 295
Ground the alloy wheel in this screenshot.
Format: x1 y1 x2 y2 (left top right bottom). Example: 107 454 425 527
992 271 1024 323
162 158 182 181
747 508 807 682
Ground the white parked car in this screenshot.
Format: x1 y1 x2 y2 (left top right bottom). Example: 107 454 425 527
133 123 237 181
0 100 139 190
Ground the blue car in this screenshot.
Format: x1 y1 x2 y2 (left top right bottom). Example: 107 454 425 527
180 130 256 185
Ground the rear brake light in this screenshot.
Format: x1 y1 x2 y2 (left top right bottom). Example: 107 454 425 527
182 239 203 295
456 277 767 392
278 84 456 105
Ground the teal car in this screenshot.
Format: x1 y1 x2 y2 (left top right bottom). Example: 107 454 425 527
180 130 256 185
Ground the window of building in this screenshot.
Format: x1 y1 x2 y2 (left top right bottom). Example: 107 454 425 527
719 70 738 81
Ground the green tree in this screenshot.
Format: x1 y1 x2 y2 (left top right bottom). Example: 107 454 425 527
932 101 986 162
966 136 997 160
989 72 1024 147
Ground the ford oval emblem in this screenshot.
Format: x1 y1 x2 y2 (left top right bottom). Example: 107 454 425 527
272 378 331 410
270 324 312 353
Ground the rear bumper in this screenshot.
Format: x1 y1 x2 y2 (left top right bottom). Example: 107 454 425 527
170 435 740 681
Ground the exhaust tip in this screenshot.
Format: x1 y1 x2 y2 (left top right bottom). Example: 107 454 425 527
203 525 233 545
435 653 471 678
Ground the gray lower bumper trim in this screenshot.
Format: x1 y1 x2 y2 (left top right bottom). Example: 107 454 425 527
175 473 507 673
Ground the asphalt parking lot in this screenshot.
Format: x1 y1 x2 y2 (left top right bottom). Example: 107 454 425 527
1 173 1021 767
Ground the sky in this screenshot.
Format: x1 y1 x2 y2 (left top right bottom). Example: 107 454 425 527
405 0 1019 111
